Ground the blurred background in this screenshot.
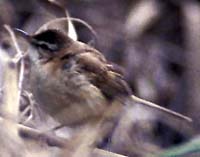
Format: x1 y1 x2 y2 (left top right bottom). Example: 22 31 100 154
0 0 200 156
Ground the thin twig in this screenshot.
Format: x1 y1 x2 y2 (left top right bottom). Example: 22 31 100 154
0 31 19 119
39 0 96 43
20 91 34 124
67 17 98 43
35 17 97 44
131 95 192 123
0 116 127 157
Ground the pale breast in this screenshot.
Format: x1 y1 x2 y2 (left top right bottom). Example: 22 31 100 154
30 64 108 125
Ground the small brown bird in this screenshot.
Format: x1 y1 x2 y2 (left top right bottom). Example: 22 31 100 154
15 28 191 128
19 29 132 126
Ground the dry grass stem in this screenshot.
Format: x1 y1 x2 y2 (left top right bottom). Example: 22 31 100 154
0 116 126 157
131 95 192 123
0 41 19 120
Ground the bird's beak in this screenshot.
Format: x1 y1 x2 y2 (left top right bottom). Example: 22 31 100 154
14 28 32 42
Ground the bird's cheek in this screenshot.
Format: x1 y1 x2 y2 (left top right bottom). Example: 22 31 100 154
28 47 41 63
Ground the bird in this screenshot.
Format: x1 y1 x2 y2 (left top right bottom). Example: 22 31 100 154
14 28 192 127
16 29 132 126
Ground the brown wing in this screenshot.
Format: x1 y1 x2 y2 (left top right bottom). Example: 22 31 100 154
76 50 132 101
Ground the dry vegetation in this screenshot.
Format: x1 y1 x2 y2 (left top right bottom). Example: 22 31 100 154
0 0 200 157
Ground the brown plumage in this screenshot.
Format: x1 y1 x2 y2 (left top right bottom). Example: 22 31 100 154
27 29 131 126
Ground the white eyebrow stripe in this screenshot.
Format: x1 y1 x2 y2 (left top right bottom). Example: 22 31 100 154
33 40 59 51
